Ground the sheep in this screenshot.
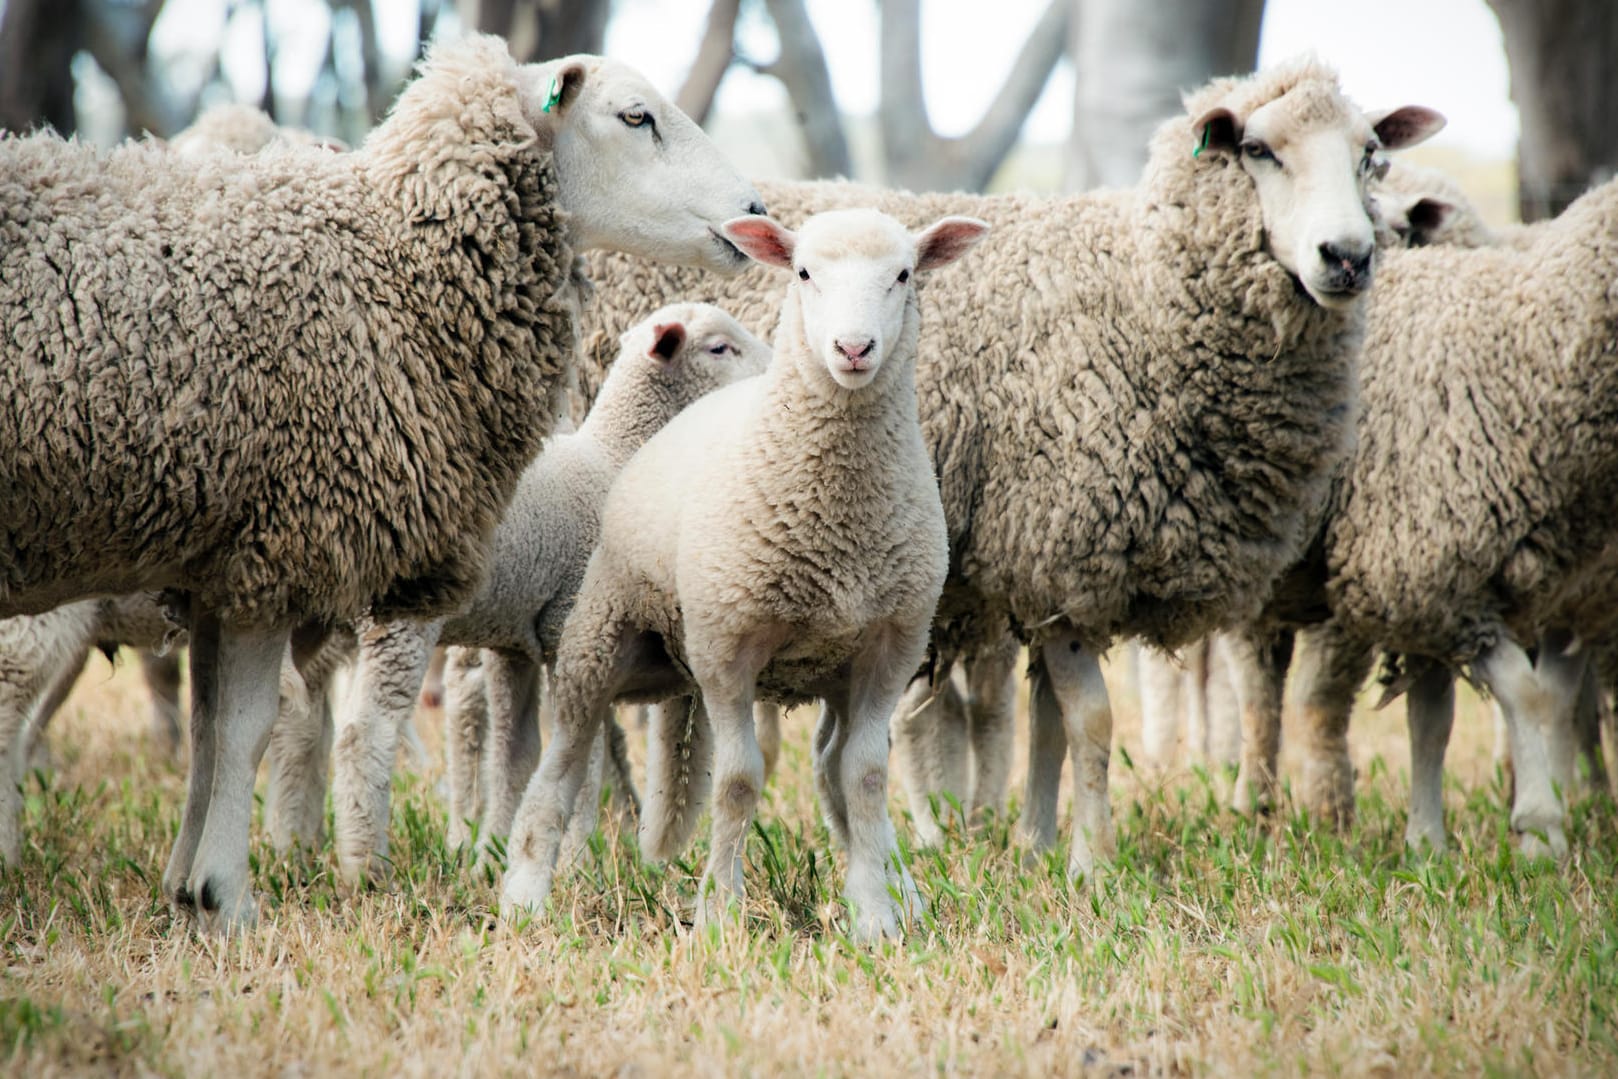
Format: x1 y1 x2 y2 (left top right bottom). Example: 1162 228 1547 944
570 60 1443 878
1226 169 1618 858
0 34 763 931
167 102 349 157
499 208 991 939
330 302 770 883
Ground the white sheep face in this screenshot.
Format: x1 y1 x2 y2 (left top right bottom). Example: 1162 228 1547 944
1196 94 1446 309
721 209 989 391
618 302 773 400
524 55 764 273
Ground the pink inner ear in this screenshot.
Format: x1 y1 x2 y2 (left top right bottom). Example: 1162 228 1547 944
650 323 685 361
915 217 990 272
721 216 795 269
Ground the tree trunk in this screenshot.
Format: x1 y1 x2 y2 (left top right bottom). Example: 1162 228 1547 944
459 0 611 63
0 0 84 135
676 0 741 126
1487 0 1618 221
1063 0 1264 192
759 0 853 179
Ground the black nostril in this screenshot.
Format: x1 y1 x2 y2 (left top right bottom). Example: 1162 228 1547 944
747 201 767 217
1320 242 1372 277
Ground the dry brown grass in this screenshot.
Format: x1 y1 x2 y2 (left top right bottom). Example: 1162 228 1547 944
4 647 1614 1077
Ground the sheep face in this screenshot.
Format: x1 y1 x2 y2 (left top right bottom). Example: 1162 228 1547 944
1194 92 1445 310
622 302 773 402
722 210 988 391
525 56 764 273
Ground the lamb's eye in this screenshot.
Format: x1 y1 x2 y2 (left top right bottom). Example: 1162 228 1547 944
1241 139 1276 164
619 106 650 128
708 342 730 355
797 267 810 281
897 269 910 284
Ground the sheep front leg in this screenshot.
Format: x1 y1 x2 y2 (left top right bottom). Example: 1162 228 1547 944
695 685 767 927
443 647 487 850
1019 653 1066 852
1295 626 1371 829
163 608 221 907
1404 661 1455 852
965 640 1019 821
754 702 782 784
1535 631 1586 803
1038 634 1115 882
476 648 543 846
641 695 713 861
1136 644 1184 769
139 649 185 759
1229 627 1292 815
331 618 437 887
891 671 966 848
1475 638 1567 859
178 617 288 932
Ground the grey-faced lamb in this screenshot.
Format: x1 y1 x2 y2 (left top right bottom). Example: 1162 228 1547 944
0 33 761 931
500 208 990 939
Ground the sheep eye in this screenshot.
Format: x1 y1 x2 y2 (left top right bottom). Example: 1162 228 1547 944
619 106 651 129
1240 140 1275 164
797 267 810 281
708 342 730 355
897 269 911 285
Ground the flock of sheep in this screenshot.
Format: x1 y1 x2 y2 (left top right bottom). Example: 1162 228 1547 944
3 32 1612 941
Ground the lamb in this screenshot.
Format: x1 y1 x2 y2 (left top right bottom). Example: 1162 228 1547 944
499 208 990 939
0 34 762 931
331 302 770 883
571 60 1442 878
1226 169 1618 858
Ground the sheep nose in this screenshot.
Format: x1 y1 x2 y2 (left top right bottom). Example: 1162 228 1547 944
746 200 767 217
835 337 874 360
1319 241 1372 280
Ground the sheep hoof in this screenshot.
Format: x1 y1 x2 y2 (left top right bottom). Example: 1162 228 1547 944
1515 826 1568 862
499 863 554 920
190 874 259 933
1403 826 1449 856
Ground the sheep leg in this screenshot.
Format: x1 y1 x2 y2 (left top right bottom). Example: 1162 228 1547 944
1534 631 1585 805
641 695 713 861
163 607 221 906
1229 627 1293 815
331 618 438 887
1572 666 1608 796
1136 644 1184 769
20 642 88 775
965 640 1020 821
891 671 965 848
695 682 768 927
1039 634 1115 882
1294 625 1371 829
812 699 851 850
0 613 93 865
1474 637 1567 859
754 702 782 785
557 723 608 870
1019 653 1066 852
833 621 929 942
442 646 487 850
1183 639 1212 763
178 616 288 932
139 648 185 759
1205 633 1244 770
605 711 641 827
476 648 543 846
262 656 315 852
1404 661 1455 852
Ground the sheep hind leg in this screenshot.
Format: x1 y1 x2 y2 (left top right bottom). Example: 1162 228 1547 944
641 695 713 862
0 614 92 866
1294 625 1369 830
1404 661 1455 853
1136 644 1185 771
891 670 967 848
1018 653 1066 853
140 648 184 759
1229 627 1292 816
476 649 542 850
754 702 782 785
1571 662 1607 799
1475 637 1568 859
965 641 1019 826
177 615 287 933
1038 634 1115 883
813 700 851 851
442 647 487 850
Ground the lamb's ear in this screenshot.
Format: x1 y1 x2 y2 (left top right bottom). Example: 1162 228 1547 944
649 322 686 362
1406 198 1453 241
1368 106 1446 151
914 216 990 273
721 215 796 269
1191 107 1241 157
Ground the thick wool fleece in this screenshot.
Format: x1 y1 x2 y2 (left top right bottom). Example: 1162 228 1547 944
1321 174 1618 665
582 61 1365 656
0 34 573 628
1372 160 1502 250
169 103 344 156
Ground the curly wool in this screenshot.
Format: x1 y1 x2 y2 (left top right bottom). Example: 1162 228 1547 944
581 60 1365 655
1322 174 1618 665
0 35 575 628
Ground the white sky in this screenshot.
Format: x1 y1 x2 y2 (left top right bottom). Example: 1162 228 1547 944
147 0 1518 160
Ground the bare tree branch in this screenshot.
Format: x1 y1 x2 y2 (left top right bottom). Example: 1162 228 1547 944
676 0 742 126
0 0 83 135
82 0 185 138
951 0 1070 190
878 0 932 172
760 0 852 178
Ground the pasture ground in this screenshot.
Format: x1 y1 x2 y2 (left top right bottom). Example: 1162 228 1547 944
3 646 1615 1076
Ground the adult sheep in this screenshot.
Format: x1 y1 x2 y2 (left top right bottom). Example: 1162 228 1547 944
0 33 762 931
572 59 1442 879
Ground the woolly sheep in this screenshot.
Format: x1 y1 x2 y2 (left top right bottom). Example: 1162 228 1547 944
331 303 770 883
571 60 1443 879
0 34 763 930
499 208 990 939
167 102 349 157
1228 170 1618 858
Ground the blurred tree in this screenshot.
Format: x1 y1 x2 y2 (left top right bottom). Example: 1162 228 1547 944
675 0 740 125
458 0 610 61
1486 0 1618 221
1063 0 1264 192
0 0 82 135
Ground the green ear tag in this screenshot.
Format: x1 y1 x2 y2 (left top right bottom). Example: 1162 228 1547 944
1193 122 1211 158
542 76 562 114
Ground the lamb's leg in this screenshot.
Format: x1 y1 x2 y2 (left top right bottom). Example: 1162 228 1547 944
179 616 288 932
891 672 965 848
1038 633 1116 882
1205 633 1244 770
966 640 1019 821
813 700 851 851
1474 637 1566 858
834 621 930 941
443 646 487 850
557 723 608 869
1229 627 1293 815
1294 625 1371 829
695 682 767 926
1404 660 1455 852
331 618 438 887
20 642 88 775
476 648 542 845
754 702 782 784
641 695 713 861
1019 653 1066 852
1136 644 1184 769
1573 666 1609 795
139 649 185 759
1 612 93 865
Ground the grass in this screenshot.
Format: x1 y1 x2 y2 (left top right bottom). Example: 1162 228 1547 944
2 648 1614 1077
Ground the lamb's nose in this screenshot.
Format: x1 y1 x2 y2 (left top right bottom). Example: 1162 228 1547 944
746 200 767 217
1320 241 1372 280
835 337 874 360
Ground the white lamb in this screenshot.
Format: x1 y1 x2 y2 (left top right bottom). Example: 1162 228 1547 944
500 208 989 939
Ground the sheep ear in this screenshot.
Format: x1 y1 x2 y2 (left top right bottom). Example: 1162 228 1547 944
1191 107 1240 156
721 215 796 269
1406 198 1452 239
914 216 990 273
1369 105 1446 150
649 322 686 361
